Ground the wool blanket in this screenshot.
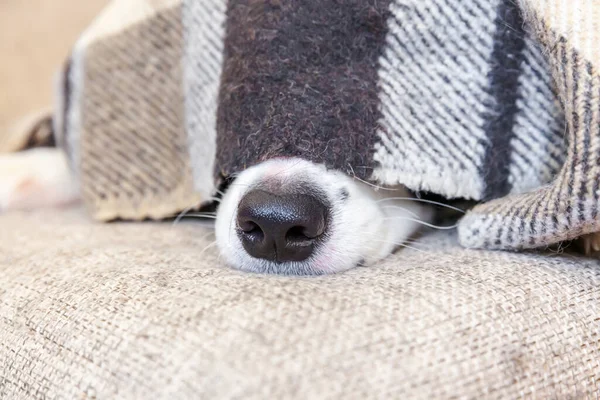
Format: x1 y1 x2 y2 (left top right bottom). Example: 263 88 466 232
45 0 599 252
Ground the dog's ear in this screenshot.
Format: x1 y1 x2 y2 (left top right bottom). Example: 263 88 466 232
0 109 54 154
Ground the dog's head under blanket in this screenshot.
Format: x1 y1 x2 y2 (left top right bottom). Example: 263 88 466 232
53 0 600 254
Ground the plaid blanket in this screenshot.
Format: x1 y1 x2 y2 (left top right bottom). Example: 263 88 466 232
49 0 599 252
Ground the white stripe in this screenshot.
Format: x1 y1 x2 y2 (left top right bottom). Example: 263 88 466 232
374 0 496 199
509 36 565 194
378 54 486 162
183 0 227 198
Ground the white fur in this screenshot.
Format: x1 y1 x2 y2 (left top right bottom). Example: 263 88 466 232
0 148 79 211
216 158 430 275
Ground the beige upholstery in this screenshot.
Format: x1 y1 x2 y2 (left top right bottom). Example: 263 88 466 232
1 208 598 398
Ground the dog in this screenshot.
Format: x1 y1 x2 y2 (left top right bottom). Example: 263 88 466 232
0 145 438 275
3 145 600 275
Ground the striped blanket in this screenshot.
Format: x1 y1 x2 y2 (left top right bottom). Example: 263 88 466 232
48 0 599 252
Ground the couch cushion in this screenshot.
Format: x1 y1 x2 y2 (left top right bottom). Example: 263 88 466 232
0 209 598 398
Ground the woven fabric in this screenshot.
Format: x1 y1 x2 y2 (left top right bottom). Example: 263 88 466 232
55 0 201 220
372 0 563 200
0 209 599 398
182 0 227 199
54 0 598 251
458 0 600 250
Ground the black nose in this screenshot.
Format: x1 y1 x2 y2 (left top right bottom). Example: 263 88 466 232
236 190 329 263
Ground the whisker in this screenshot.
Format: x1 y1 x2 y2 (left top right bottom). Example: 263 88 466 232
200 196 222 203
380 205 421 219
347 166 399 191
382 216 459 230
199 231 216 241
376 197 466 213
173 205 198 226
369 237 427 248
403 239 428 247
172 197 223 226
396 243 426 253
366 240 426 254
401 238 425 244
199 241 219 256
180 215 218 220
186 212 217 217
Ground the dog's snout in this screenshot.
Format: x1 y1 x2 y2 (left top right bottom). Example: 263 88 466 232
236 190 328 263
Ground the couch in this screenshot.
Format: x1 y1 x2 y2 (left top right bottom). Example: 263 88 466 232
1 208 598 398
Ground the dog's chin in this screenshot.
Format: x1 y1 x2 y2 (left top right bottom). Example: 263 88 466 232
215 158 428 275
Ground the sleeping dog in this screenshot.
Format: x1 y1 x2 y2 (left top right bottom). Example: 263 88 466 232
0 146 435 275
2 145 599 275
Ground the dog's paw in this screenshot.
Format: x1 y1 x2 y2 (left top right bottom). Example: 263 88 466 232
0 148 79 212
576 232 600 256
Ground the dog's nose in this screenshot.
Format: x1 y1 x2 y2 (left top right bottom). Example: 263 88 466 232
236 190 328 263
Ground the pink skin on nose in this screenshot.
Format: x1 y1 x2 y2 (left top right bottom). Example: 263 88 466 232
262 159 299 179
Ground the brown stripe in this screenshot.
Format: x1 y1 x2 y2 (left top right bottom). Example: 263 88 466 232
215 0 392 180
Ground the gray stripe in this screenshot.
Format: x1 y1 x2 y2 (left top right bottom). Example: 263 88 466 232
60 58 73 149
577 62 594 222
481 0 527 200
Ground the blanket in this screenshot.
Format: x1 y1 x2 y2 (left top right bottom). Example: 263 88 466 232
47 0 599 252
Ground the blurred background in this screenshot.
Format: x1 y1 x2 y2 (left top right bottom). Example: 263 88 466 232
0 0 108 135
